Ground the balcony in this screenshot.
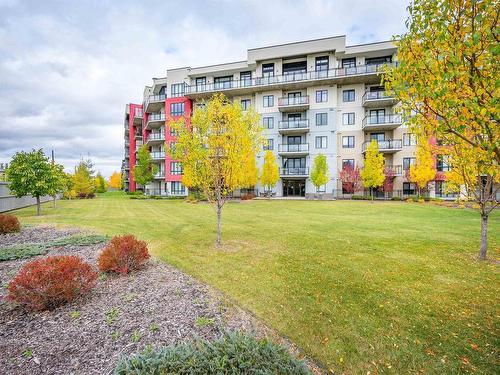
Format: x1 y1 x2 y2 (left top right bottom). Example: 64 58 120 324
151 151 165 160
146 113 165 130
362 139 402 153
278 96 310 112
153 173 165 180
384 165 403 176
278 143 309 156
134 132 143 139
278 119 310 134
362 91 398 107
280 167 309 177
184 62 398 98
133 108 143 125
145 94 166 113
362 115 402 131
146 132 165 145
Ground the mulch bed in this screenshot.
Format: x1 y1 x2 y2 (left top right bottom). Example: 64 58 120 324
0 226 289 375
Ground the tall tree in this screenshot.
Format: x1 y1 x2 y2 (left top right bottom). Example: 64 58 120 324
310 154 329 193
73 161 95 198
384 0 499 259
47 163 69 208
133 145 156 189
260 150 279 197
6 149 60 215
361 140 385 200
109 171 122 189
409 139 436 197
339 165 362 194
94 172 108 193
170 93 262 245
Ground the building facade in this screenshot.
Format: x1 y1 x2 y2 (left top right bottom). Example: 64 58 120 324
121 35 453 199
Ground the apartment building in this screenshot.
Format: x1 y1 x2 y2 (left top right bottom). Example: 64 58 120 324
121 35 453 199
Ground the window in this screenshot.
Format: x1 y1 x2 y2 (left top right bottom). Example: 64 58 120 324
366 56 392 65
315 56 329 76
263 95 274 107
403 182 416 195
343 89 355 102
342 136 355 148
342 159 355 169
170 162 183 175
240 71 252 86
263 138 274 150
403 133 417 146
316 113 328 126
214 76 232 89
342 57 356 68
195 77 206 92
169 142 176 154
169 127 178 136
370 133 385 142
241 99 250 111
171 83 185 97
436 155 451 171
342 112 355 125
403 157 416 170
316 90 328 103
262 63 274 77
263 117 274 129
170 102 185 116
315 136 328 149
171 181 185 195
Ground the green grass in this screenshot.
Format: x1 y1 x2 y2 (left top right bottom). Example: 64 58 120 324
13 192 499 374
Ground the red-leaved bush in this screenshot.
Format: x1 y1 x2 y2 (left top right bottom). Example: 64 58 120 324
0 214 21 234
7 255 97 311
98 234 150 274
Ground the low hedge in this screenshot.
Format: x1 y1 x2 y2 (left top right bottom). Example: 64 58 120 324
114 332 310 375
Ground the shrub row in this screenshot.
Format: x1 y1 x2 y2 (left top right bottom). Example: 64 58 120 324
0 214 20 234
7 234 149 311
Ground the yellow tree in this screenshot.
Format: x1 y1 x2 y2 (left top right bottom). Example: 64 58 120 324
409 138 436 197
361 140 385 200
384 0 499 259
260 150 279 197
170 94 262 245
310 154 329 193
109 171 122 189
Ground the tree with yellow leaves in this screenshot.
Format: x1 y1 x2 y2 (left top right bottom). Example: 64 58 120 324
170 94 262 245
361 140 385 200
409 138 436 197
260 150 279 197
109 171 122 190
384 0 499 259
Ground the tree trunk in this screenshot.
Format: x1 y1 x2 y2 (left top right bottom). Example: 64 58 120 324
36 196 41 216
371 187 374 202
53 195 56 208
479 212 488 260
216 204 222 246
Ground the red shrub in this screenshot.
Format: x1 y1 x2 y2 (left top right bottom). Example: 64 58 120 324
98 235 150 274
7 255 97 311
0 214 20 234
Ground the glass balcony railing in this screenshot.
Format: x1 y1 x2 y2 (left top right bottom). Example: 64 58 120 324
278 144 309 153
151 151 165 159
278 119 309 130
362 115 402 127
148 133 165 141
362 139 402 152
278 96 310 107
280 167 309 175
148 113 165 122
362 91 395 103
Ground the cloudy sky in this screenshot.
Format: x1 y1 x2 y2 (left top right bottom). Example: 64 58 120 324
0 0 410 177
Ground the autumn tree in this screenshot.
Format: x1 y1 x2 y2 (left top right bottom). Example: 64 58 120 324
361 140 385 200
48 163 69 208
94 172 108 193
133 145 156 189
382 167 396 194
73 160 95 198
6 149 63 215
260 150 279 197
339 165 362 194
170 93 262 245
384 0 499 259
310 154 329 193
109 171 122 190
409 139 436 197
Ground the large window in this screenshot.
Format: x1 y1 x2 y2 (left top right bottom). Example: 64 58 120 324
316 113 328 126
366 56 392 65
171 181 185 195
195 77 206 92
170 102 185 116
315 56 329 76
436 155 451 171
315 136 328 149
170 162 183 175
342 57 356 68
214 76 232 89
342 136 355 148
263 95 274 107
171 83 185 97
342 112 355 125
403 157 416 170
263 117 274 129
240 71 252 86
241 99 250 111
263 138 274 150
403 133 417 146
343 89 355 102
403 182 416 195
262 63 274 77
316 90 328 103
342 159 355 169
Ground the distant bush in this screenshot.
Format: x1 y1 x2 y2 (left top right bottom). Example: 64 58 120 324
129 195 148 200
351 195 369 200
114 332 311 375
126 191 143 196
7 255 97 311
0 214 21 234
77 192 95 199
391 196 402 201
241 193 256 200
98 234 150 274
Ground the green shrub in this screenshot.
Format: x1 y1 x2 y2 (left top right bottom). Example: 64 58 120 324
50 234 109 247
391 197 401 201
0 244 47 261
129 195 148 200
114 332 310 375
126 191 143 196
352 195 368 200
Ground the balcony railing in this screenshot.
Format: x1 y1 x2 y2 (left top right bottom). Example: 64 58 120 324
384 165 403 175
134 108 143 118
148 133 165 141
149 94 166 103
278 96 309 107
362 139 402 152
362 115 402 126
278 119 309 130
362 91 395 102
148 113 165 122
185 62 398 95
154 173 165 179
280 167 309 175
151 151 165 159
278 144 309 153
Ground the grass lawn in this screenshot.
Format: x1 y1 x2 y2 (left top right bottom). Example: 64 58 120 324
13 192 499 374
